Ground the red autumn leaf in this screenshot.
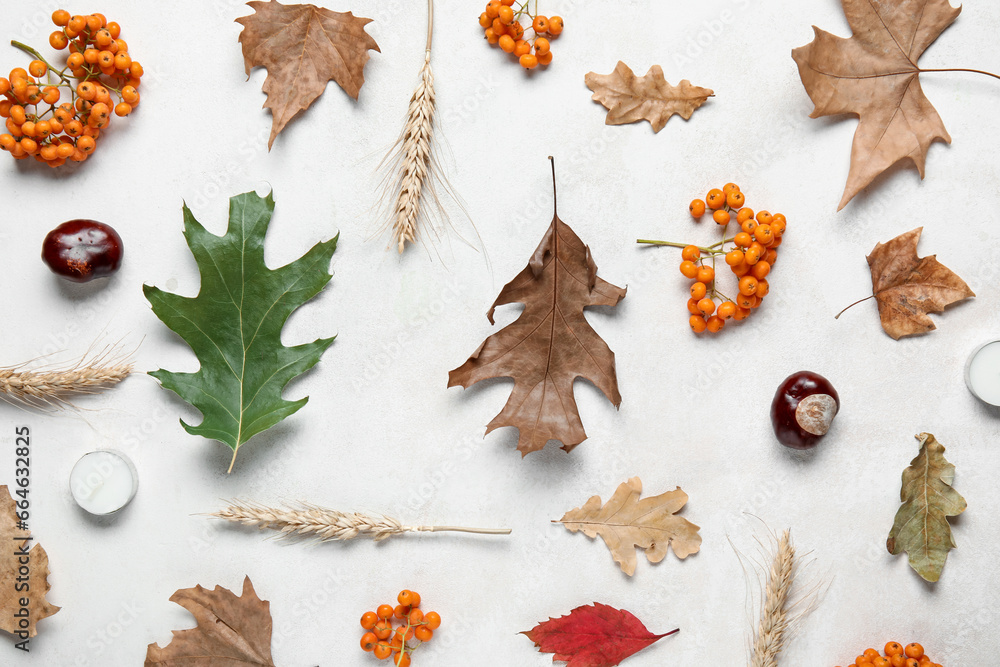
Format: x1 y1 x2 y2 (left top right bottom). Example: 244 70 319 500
521 602 678 667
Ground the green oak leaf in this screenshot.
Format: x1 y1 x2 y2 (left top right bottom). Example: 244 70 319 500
886 432 967 582
144 190 337 473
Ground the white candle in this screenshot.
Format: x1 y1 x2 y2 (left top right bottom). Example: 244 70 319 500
70 450 138 515
966 341 1000 406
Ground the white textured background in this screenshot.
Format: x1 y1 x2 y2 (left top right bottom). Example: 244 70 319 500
1 0 999 665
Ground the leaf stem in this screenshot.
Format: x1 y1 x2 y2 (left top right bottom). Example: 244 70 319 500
835 294 874 319
409 525 513 535
549 155 557 215
227 447 239 474
919 67 1000 81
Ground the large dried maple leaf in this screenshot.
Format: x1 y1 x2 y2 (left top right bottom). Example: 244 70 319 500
887 433 966 583
585 61 713 132
557 477 701 576
522 602 678 667
448 162 626 456
866 227 973 339
236 0 379 149
792 0 960 210
0 485 59 638
145 576 277 666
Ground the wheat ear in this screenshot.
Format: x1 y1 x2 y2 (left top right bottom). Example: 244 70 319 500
208 500 511 542
0 343 133 409
381 0 437 253
750 530 795 667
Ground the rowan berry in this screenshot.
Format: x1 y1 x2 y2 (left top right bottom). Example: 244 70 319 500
696 266 715 283
548 16 564 35
713 209 730 225
706 189 726 210
689 199 706 218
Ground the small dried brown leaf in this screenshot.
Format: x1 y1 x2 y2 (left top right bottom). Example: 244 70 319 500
792 0 960 210
867 227 973 339
145 576 277 666
0 485 59 638
557 477 701 576
236 0 379 149
585 61 713 132
887 433 966 582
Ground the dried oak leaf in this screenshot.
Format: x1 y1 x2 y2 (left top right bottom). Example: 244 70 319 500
448 164 625 456
887 433 966 583
0 485 59 638
522 602 678 667
866 227 973 339
557 477 701 576
792 0 960 210
585 61 713 132
236 0 379 149
145 576 277 666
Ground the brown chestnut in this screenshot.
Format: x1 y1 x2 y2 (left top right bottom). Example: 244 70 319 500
42 219 123 282
770 371 839 449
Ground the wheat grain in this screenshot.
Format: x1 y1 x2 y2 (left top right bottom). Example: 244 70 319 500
0 344 133 409
208 500 511 542
750 529 795 667
389 52 436 253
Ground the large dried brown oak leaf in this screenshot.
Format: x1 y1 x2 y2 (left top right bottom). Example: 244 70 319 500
0 485 59 638
557 477 701 576
237 0 379 149
448 164 625 456
585 61 713 132
867 227 973 339
792 0 960 210
145 576 277 666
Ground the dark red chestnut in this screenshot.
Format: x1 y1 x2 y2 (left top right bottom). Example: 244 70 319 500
770 371 839 449
42 219 123 282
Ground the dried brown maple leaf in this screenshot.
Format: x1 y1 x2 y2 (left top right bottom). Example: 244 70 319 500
236 0 379 149
840 227 974 339
556 477 701 576
887 433 966 583
145 576 277 666
792 0 963 210
448 159 625 456
585 61 713 132
0 485 59 638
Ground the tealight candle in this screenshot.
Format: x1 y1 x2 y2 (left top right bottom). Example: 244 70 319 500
966 340 1000 406
70 450 138 515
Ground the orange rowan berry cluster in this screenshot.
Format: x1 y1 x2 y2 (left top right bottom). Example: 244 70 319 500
836 641 943 667
639 182 786 334
360 589 441 667
478 0 564 70
0 10 142 167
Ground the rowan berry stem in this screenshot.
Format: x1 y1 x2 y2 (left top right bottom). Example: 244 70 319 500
11 40 71 83
834 294 874 319
920 67 1000 81
636 239 725 254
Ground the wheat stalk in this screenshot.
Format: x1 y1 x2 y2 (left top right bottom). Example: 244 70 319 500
208 500 512 542
750 529 795 667
0 343 133 409
381 0 437 254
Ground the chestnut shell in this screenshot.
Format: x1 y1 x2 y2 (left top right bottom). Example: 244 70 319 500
770 371 840 449
42 219 123 283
